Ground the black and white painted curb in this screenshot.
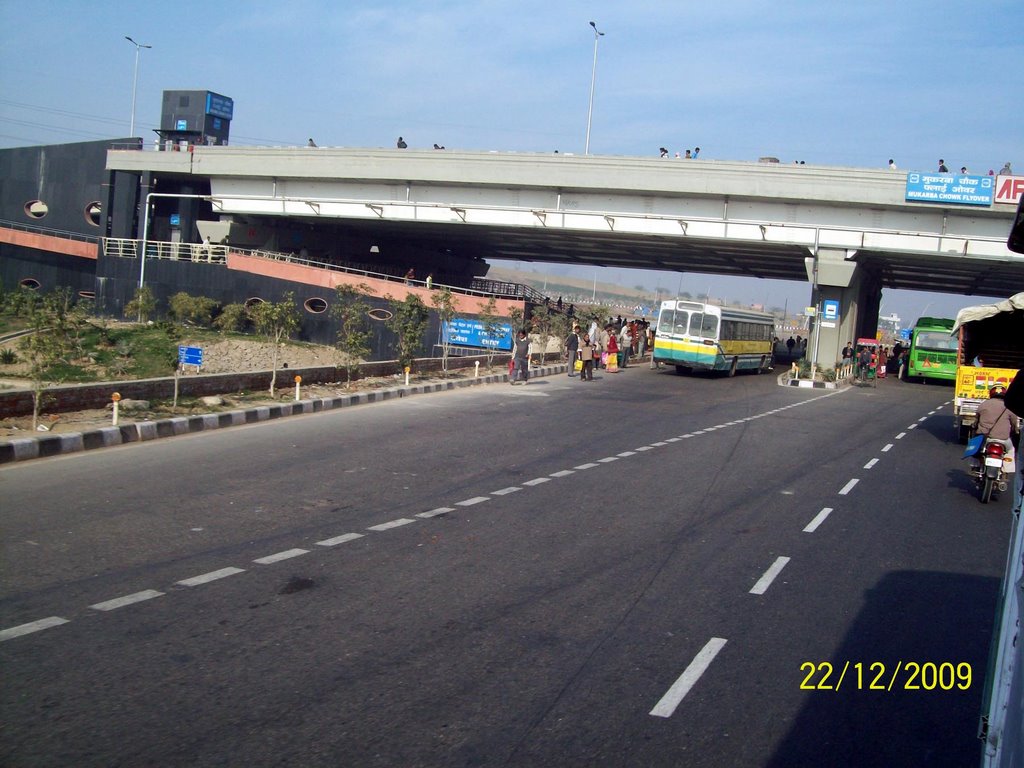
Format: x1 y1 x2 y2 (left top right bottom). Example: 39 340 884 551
0 366 564 465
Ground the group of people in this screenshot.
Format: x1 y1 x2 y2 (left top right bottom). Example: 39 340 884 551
932 159 1013 176
562 318 654 381
507 317 656 385
840 341 907 381
659 147 700 159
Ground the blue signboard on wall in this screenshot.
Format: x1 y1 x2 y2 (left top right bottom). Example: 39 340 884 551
442 319 513 350
823 299 839 321
905 173 994 206
205 92 234 120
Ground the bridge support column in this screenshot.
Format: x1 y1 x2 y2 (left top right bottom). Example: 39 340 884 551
805 249 881 370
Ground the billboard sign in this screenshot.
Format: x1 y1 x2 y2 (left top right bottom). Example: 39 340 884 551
994 175 1024 205
442 319 513 350
905 173 994 206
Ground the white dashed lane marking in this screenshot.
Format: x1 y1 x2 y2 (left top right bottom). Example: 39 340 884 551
89 590 165 612
177 567 246 587
366 519 416 532
253 548 309 564
750 556 791 595
803 507 833 533
864 458 879 469
316 532 366 545
455 496 490 507
650 637 728 718
0 617 69 642
838 479 860 496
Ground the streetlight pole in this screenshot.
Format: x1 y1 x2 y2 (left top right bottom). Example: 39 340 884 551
584 21 604 156
125 36 152 137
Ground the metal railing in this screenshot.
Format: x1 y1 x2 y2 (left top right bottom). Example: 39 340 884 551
99 238 528 302
0 218 101 245
101 238 227 264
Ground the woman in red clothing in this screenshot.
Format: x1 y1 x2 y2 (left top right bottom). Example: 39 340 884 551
605 325 619 373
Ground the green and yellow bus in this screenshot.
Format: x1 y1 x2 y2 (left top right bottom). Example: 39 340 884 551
906 317 957 382
653 300 774 376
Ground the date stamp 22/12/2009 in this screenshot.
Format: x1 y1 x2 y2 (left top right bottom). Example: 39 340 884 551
800 661 972 692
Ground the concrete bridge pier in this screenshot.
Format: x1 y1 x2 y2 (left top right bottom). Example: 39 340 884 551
806 248 881 369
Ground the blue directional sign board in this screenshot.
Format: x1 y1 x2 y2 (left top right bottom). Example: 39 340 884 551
442 319 513 350
905 173 994 206
178 345 204 366
823 300 840 321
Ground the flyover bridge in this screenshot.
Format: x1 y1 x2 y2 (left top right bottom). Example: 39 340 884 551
107 146 1022 364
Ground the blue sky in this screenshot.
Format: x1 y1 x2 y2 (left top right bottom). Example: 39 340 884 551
2 0 1021 321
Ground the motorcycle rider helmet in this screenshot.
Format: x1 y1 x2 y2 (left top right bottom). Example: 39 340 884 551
989 382 1006 398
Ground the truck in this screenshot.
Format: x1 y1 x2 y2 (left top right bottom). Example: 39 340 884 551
950 292 1024 442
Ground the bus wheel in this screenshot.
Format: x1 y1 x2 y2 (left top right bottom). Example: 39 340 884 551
728 357 738 377
756 355 767 374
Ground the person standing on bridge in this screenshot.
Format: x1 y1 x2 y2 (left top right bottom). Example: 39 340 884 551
397 136 408 149
938 159 949 173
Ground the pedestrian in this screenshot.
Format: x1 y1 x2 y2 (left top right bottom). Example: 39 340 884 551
557 296 563 312
511 330 531 384
618 323 632 369
307 138 317 147
578 333 595 381
404 267 415 285
841 342 853 373
564 324 581 377
692 147 700 159
888 158 897 170
684 149 692 159
938 159 949 173
659 147 669 158
1000 162 1013 175
858 346 872 383
425 273 433 290
605 327 620 372
960 166 969 174
397 136 408 149
877 346 888 379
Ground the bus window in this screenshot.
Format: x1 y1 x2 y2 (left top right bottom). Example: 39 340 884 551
669 310 689 336
690 313 719 338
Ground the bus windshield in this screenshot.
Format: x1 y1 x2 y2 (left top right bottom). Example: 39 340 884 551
914 331 957 351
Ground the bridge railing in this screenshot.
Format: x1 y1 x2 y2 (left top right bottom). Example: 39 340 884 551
99 238 526 302
101 238 228 264
1 218 101 245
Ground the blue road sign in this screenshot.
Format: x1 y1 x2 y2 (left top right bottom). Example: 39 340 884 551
442 319 513 350
905 172 994 206
823 299 840 321
178 345 204 366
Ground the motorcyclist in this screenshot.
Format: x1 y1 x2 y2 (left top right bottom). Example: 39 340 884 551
976 382 1020 450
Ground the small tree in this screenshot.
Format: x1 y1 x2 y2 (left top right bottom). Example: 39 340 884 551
248 292 301 396
477 297 507 371
430 287 457 373
332 283 376 389
386 293 429 373
126 285 157 323
168 291 219 326
529 303 565 366
18 291 72 430
213 303 248 332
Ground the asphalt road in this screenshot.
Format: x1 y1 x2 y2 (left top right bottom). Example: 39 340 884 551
0 367 1011 767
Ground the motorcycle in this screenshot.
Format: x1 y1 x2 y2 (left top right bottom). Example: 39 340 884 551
969 438 1011 504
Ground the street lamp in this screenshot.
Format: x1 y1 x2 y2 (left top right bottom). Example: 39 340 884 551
125 36 152 137
584 21 605 155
